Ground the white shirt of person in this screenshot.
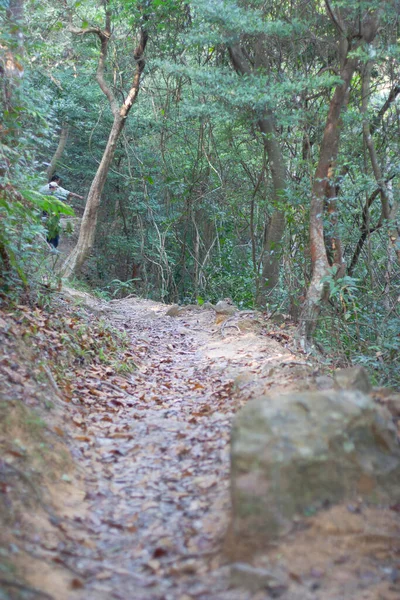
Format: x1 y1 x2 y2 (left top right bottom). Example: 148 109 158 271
39 181 70 202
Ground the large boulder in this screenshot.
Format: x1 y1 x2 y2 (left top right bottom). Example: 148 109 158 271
229 390 400 559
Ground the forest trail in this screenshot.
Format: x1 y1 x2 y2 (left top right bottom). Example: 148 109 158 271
3 292 400 600
46 293 303 600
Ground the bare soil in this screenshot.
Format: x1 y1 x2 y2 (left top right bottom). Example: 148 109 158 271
1 292 399 600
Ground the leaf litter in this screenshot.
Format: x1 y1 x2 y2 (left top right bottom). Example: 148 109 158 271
1 290 400 600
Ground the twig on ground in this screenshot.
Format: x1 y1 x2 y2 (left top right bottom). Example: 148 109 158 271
43 365 64 404
221 324 241 337
221 318 241 337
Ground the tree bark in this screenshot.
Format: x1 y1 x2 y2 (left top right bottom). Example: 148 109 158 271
228 43 287 304
61 114 125 277
362 62 390 220
256 116 287 304
298 2 382 344
61 4 147 278
298 52 358 342
46 123 69 180
1 0 24 111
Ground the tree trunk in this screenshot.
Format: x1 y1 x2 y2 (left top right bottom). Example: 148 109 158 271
61 9 148 278
61 114 124 278
298 55 358 342
47 123 69 180
256 115 286 304
298 2 382 344
228 43 287 305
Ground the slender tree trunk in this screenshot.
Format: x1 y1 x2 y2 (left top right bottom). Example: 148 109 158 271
298 3 382 344
361 60 400 267
47 123 69 180
61 114 125 277
298 54 358 342
228 43 287 305
348 188 380 276
256 116 286 304
61 6 147 278
362 62 391 220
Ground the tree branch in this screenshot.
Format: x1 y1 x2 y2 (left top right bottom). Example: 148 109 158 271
68 4 117 114
324 0 345 36
348 171 398 275
120 26 148 118
370 83 400 135
68 25 102 36
362 61 390 220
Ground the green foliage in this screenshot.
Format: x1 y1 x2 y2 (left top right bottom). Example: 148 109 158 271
1 0 399 389
0 182 75 300
106 278 141 298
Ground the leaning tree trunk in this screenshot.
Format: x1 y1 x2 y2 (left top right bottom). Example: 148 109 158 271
298 4 382 345
47 123 69 180
61 114 124 277
61 3 147 279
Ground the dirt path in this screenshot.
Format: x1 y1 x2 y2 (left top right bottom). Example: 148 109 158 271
17 295 304 600
67 297 298 600
7 295 400 600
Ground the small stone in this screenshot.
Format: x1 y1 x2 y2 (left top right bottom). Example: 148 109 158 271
214 299 237 316
166 305 181 317
202 302 215 310
178 304 202 313
230 563 287 593
333 366 371 394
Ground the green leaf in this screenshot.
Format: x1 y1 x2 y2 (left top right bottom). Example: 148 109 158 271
22 190 75 216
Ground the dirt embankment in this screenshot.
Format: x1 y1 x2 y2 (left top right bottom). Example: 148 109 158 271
1 291 399 600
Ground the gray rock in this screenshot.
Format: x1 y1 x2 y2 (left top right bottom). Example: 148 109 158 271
229 390 400 559
215 299 237 316
385 393 400 418
202 302 215 310
333 366 371 394
315 375 333 390
268 313 286 325
166 305 181 317
178 304 202 313
230 563 288 594
166 304 203 316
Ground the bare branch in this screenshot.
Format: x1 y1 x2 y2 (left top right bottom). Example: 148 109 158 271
324 0 345 36
348 171 398 275
68 5 117 114
68 25 102 36
362 61 390 220
370 84 400 135
120 27 148 118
